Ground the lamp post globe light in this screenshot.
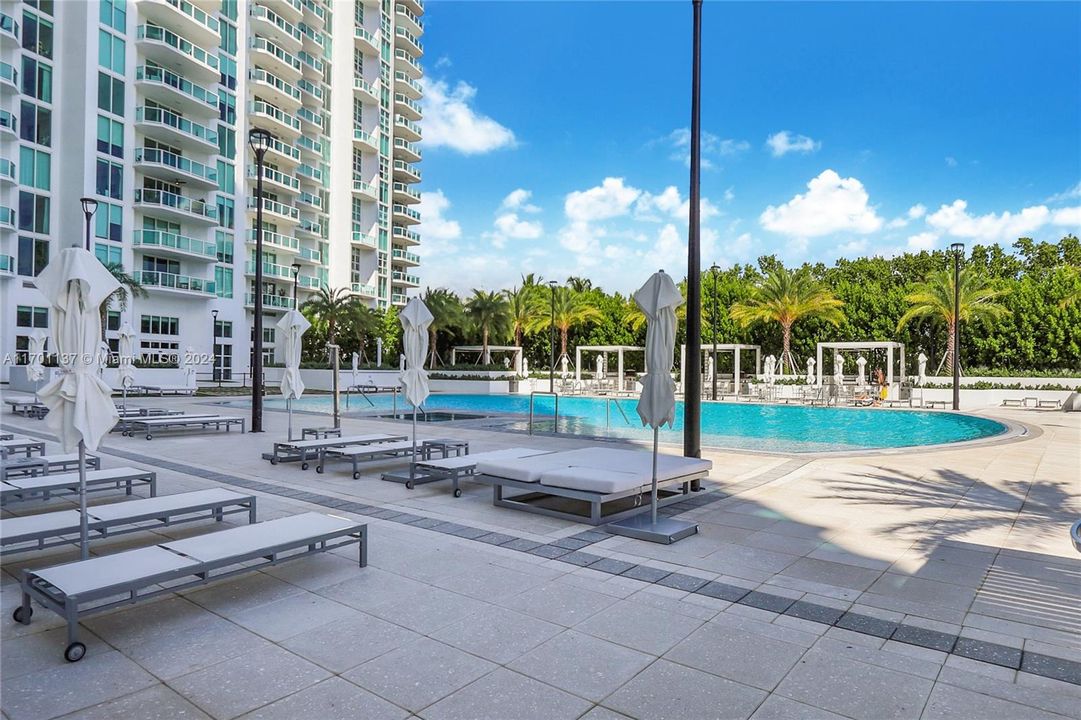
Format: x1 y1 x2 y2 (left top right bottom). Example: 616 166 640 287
211 309 219 382
950 242 965 411
710 263 719 401
248 128 273 433
548 280 558 393
79 198 98 251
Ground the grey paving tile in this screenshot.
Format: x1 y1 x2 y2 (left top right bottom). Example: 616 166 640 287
620 565 671 583
318 569 432 611
740 591 796 614
366 585 491 635
53 685 212 720
697 580 752 602
0 626 110 681
560 551 604 567
429 606 562 664
230 592 356 642
835 612 898 639
604 659 767 720
579 708 634 720
589 558 637 575
474 532 517 545
239 677 409 720
575 599 705 655
528 544 570 559
343 637 496 712
750 695 848 719
785 600 845 626
666 620 808 691
657 572 709 593
508 630 653 702
1020 652 1081 685
953 637 1023 669
921 682 1068 720
431 564 548 601
497 581 618 627
890 624 957 653
182 571 305 615
550 536 592 551
501 538 543 552
421 668 591 720
280 611 422 673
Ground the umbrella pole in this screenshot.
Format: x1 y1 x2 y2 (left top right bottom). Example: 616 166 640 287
287 397 293 441
79 441 89 561
651 426 659 527
411 405 417 480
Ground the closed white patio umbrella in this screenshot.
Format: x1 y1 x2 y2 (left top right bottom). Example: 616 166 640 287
182 346 197 388
36 246 120 563
27 328 48 400
608 270 697 544
382 297 432 488
117 322 137 428
278 309 310 441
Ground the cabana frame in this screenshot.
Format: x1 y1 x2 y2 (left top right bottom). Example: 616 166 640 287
680 343 761 395
449 345 523 373
574 345 645 388
816 341 906 388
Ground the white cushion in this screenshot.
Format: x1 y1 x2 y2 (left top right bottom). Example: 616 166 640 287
539 468 645 494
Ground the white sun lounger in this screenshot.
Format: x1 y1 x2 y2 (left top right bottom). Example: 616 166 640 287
0 467 157 505
265 433 408 468
0 438 46 458
138 385 197 396
4 399 48 418
316 440 418 479
13 512 367 661
113 413 219 433
403 447 558 497
1 488 257 554
125 414 245 439
2 453 102 480
116 407 183 418
474 446 712 525
0 433 13 441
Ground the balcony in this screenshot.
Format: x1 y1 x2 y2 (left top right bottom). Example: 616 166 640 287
302 0 326 26
0 206 14 230
250 5 303 52
248 196 300 224
249 68 302 110
299 274 324 290
0 12 18 42
394 27 423 57
392 203 421 225
394 93 422 121
392 225 420 246
393 159 421 184
0 63 18 93
296 245 322 264
134 65 218 116
249 99 301 137
136 24 219 81
352 230 378 249
353 128 378 153
297 77 323 104
391 293 408 306
248 164 300 194
352 283 377 297
354 26 378 55
266 137 302 168
392 249 420 266
133 229 217 261
353 77 378 103
296 105 322 131
245 292 293 310
245 260 299 280
299 22 324 51
135 148 218 189
247 228 299 254
395 115 421 142
298 191 322 211
135 106 219 152
277 0 304 22
297 217 323 238
399 0 424 16
298 50 322 79
0 110 14 138
134 188 218 224
136 0 219 47
392 271 421 287
393 181 420 204
296 163 323 184
0 158 15 185
394 49 422 78
134 270 216 297
295 138 322 163
0 254 13 277
395 4 424 34
394 71 422 99
393 137 421 163
250 37 302 77
353 180 378 201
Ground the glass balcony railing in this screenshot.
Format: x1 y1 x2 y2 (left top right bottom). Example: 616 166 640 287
135 189 218 220
392 271 421 285
0 206 14 227
245 260 296 279
135 65 218 110
352 283 377 296
393 159 421 180
248 196 300 221
164 0 219 33
0 62 18 86
394 71 422 96
250 37 301 72
296 77 323 102
296 135 323 155
0 110 15 134
353 180 377 197
394 93 422 116
249 68 301 103
392 226 420 243
248 164 299 191
395 115 422 137
250 5 302 43
134 270 215 295
392 293 408 305
298 218 323 236
299 22 324 48
395 4 424 31
245 292 293 308
250 100 301 132
268 137 301 163
394 48 421 75
352 231 378 247
354 27 376 47
392 249 421 264
393 203 421 221
296 105 322 128
135 148 217 184
0 254 14 274
393 181 420 202
137 24 218 73
299 274 323 289
353 129 377 147
299 245 322 263
0 158 14 181
302 0 326 22
395 26 423 53
298 50 322 73
248 228 299 251
354 77 377 97
298 191 322 209
297 163 322 183
133 229 217 258
393 137 421 157
136 106 218 145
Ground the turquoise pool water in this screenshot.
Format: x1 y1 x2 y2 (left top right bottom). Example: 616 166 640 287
254 393 1008 454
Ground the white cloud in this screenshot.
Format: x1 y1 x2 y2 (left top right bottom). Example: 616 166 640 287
635 186 721 225
500 189 540 213
417 190 461 247
1046 182 1081 204
906 231 939 252
908 204 927 220
492 213 543 243
926 200 1051 242
565 178 642 223
420 79 516 154
945 156 958 168
665 128 749 169
759 169 884 238
724 187 735 203
766 131 821 157
1052 206 1081 226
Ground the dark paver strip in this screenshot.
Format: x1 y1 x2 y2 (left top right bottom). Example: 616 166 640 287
740 591 797 614
528 544 570 559
785 600 845 626
656 573 709 593
953 638 1023 669
891 625 958 653
588 558 637 575
835 612 898 639
697 581 751 603
1019 652 1081 685
620 565 672 583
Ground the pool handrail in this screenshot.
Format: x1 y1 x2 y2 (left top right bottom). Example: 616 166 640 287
607 398 632 428
528 391 559 436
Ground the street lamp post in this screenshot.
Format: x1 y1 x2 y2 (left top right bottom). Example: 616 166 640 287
951 242 964 411
549 280 558 393
248 128 273 433
292 264 301 310
211 309 219 382
79 198 98 251
709 263 720 401
684 0 704 490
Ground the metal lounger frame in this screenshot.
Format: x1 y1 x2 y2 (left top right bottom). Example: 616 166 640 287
268 434 407 468
474 471 703 525
15 520 367 658
317 444 416 479
0 439 46 458
0 469 157 505
127 416 245 439
2 491 257 554
2 455 102 480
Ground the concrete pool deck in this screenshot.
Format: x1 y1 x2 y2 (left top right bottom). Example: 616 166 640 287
1 398 1078 719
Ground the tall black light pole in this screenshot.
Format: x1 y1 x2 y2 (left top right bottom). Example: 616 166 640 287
549 280 558 393
211 309 219 382
79 198 98 251
248 128 273 433
951 242 964 411
684 0 704 490
291 263 301 310
710 263 719 401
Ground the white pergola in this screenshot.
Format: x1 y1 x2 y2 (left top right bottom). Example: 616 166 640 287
450 345 523 373
816 341 905 387
680 343 761 393
574 345 644 384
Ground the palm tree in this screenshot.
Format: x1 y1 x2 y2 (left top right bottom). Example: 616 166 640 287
343 299 380 362
422 287 464 368
526 286 603 357
301 287 352 344
730 267 844 374
99 263 147 341
465 290 511 363
567 276 592 292
521 272 544 287
897 267 1010 374
504 285 539 346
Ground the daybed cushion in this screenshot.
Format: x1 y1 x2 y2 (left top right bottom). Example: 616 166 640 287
475 448 602 483
477 446 712 486
538 467 645 494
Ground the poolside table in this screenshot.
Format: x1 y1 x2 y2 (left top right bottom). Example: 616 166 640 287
302 427 342 440
421 439 470 460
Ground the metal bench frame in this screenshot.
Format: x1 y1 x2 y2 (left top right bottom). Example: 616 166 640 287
317 443 417 479
0 439 46 458
1 468 157 505
1 491 257 555
5 401 48 418
2 454 101 480
125 416 245 440
266 434 407 469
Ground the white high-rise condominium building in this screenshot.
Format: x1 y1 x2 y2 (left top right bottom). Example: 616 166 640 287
0 0 423 381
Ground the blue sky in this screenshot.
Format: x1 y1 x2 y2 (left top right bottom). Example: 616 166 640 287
414 1 1081 294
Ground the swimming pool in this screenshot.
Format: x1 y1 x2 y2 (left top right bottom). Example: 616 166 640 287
253 393 1009 454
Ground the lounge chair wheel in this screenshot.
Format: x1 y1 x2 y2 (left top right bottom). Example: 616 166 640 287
64 642 86 663
301 462 309 470
146 434 153 440
270 457 278 465
12 606 31 624
315 466 323 474
453 489 462 498
353 472 361 480
405 480 414 490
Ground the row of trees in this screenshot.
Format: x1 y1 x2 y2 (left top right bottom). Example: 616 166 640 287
298 236 1081 373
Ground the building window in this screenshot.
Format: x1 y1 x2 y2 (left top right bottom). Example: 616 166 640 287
215 266 233 298
21 57 53 102
22 11 54 58
19 101 51 146
106 311 121 332
16 305 49 328
96 115 124 158
140 340 179 363
219 20 237 55
140 315 179 335
95 158 123 199
95 243 122 266
18 147 50 190
141 256 179 275
25 1 53 16
217 196 234 229
218 126 235 158
98 30 125 73
100 0 126 32
216 230 234 263
218 89 236 125
94 202 123 242
97 72 124 116
216 160 234 194
219 54 236 91
215 320 233 338
18 191 50 234
17 236 49 277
